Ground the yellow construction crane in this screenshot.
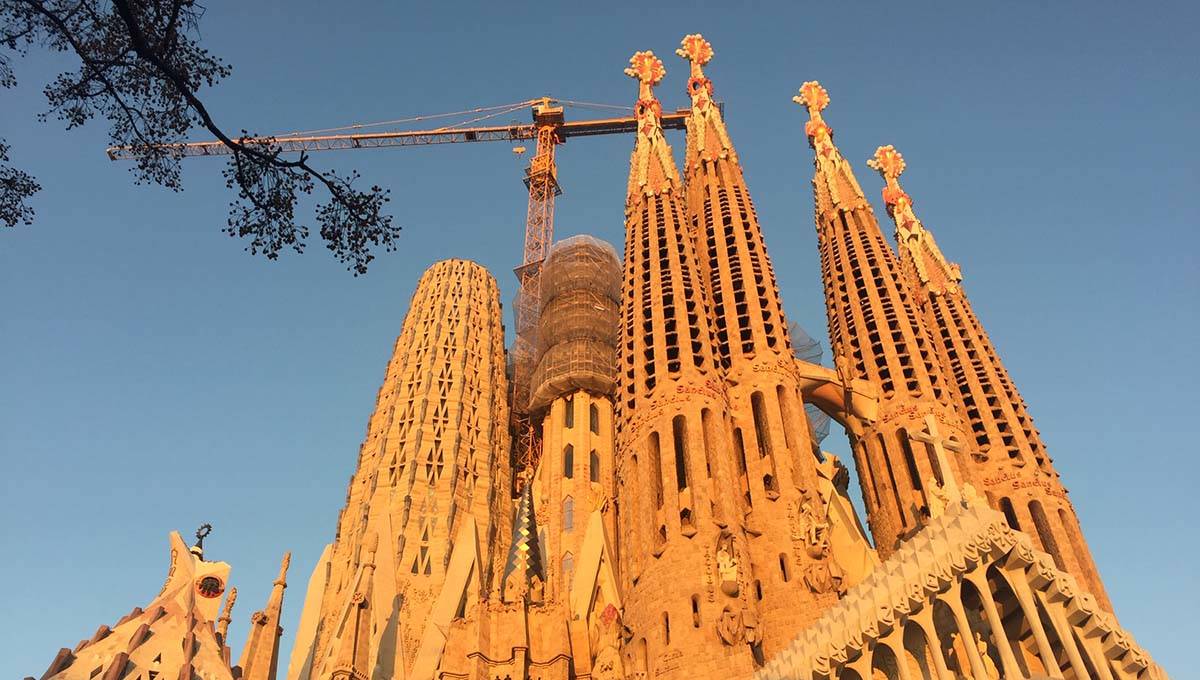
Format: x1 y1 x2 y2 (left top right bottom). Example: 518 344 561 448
109 97 690 493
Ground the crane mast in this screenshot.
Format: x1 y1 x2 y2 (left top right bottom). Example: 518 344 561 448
510 101 563 491
107 97 692 495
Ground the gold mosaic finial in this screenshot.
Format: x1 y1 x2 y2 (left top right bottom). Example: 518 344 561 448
868 145 906 182
625 51 666 102
867 145 910 209
794 81 830 114
676 34 716 105
793 81 834 152
676 34 713 65
867 145 963 289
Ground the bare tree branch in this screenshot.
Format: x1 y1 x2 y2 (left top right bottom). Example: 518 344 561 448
1 0 400 272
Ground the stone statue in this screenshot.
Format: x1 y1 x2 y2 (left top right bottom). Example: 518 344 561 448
529 574 545 604
927 477 950 519
716 606 742 645
976 632 1000 679
802 561 845 596
798 488 831 558
590 603 624 680
715 530 740 597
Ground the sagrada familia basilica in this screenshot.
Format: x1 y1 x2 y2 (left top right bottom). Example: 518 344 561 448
31 35 1168 680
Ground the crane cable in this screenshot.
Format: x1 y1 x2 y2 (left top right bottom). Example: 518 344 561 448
269 97 634 142
275 99 541 138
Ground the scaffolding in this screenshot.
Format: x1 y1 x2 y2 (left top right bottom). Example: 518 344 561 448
529 235 622 414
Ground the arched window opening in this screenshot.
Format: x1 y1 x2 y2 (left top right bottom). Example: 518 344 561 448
690 595 701 627
778 553 790 582
590 449 600 483
672 415 690 491
662 610 671 644
563 444 575 479
564 395 575 428
563 496 574 533
590 403 600 434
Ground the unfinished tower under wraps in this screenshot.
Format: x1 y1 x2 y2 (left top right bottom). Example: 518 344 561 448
34 34 1167 680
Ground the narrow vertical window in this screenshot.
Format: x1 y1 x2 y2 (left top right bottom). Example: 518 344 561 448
1000 497 1020 530
672 415 689 491
1030 501 1066 571
690 595 701 627
899 429 923 491
590 449 600 483
562 552 575 588
590 403 600 434
751 391 773 458
663 611 671 644
699 408 714 478
563 444 574 479
778 553 790 582
564 395 575 428
649 433 664 509
775 385 793 449
563 496 574 532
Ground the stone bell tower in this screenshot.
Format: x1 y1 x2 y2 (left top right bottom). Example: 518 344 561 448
290 259 511 679
614 50 761 679
795 82 975 556
867 144 1111 608
675 34 873 656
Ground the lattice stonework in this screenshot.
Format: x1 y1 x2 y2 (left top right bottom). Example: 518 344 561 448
307 260 510 677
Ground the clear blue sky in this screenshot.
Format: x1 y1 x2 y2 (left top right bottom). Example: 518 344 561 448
2 1 1196 675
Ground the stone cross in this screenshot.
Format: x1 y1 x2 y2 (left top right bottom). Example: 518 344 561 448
910 414 963 501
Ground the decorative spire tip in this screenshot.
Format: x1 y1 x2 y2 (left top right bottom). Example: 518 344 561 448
867 145 906 181
793 81 830 113
675 34 713 65
624 51 666 87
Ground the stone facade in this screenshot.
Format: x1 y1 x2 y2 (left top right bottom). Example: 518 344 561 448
32 32 1167 680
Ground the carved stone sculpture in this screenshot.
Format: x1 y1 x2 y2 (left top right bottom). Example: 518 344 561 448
715 530 740 597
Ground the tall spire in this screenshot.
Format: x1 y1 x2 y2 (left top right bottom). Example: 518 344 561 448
795 81 972 555
675 34 737 170
613 47 761 678
677 36 872 654
624 51 680 202
500 484 546 603
793 82 869 215
866 144 1112 608
331 534 377 680
237 552 290 680
867 145 962 294
301 259 511 677
216 586 237 659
